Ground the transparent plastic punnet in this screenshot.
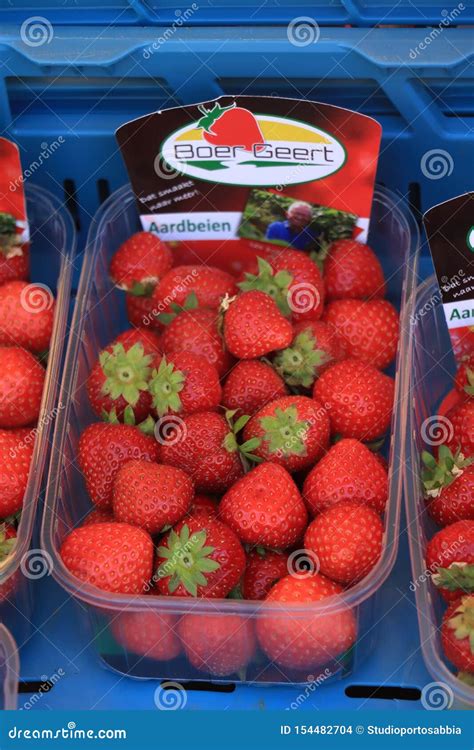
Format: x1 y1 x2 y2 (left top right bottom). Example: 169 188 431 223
0 624 18 710
42 184 418 684
0 184 76 644
405 276 474 709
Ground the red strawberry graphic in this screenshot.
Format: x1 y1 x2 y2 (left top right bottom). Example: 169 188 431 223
197 103 264 152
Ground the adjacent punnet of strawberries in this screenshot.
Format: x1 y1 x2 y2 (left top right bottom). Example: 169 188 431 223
0 224 57 591
60 231 400 680
420 350 474 685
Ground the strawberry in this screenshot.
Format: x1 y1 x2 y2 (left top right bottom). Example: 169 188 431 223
78 423 160 509
0 280 55 353
190 494 218 518
323 299 399 370
223 290 293 359
441 595 474 674
178 614 255 676
304 501 383 586
303 439 388 516
242 395 330 472
314 359 394 441
219 462 308 549
455 354 474 396
451 327 474 361
0 243 29 286
446 400 474 458
87 340 156 424
149 352 221 417
239 250 325 322
156 515 245 598
222 360 287 417
153 265 237 315
273 320 345 389
426 521 474 602
159 411 243 493
422 446 474 526
0 429 34 517
241 548 289 600
323 239 386 301
60 522 154 594
112 610 181 661
160 307 233 377
109 232 172 294
112 460 193 534
82 508 115 526
114 327 161 358
0 346 45 428
256 574 357 671
126 293 161 330
0 523 16 563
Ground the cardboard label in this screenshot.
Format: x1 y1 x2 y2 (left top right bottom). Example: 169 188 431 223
424 192 474 352
0 138 29 254
117 96 381 257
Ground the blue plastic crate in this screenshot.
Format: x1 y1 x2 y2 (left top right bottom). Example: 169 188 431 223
0 1 473 26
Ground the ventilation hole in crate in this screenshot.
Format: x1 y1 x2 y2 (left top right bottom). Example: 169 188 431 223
420 79 474 118
18 679 55 694
64 179 80 231
162 680 235 693
97 179 111 206
408 182 422 228
345 685 421 701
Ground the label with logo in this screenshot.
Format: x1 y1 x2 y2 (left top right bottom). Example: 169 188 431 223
424 191 474 355
117 96 381 256
0 138 29 255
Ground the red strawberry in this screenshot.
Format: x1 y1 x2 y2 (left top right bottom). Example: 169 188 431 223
0 244 29 286
60 522 154 594
160 307 233 377
87 340 157 424
153 265 236 314
273 320 345 389
78 423 160 509
198 102 264 151
304 501 383 586
219 462 308 549
156 515 245 598
323 240 386 301
455 354 474 396
0 346 45 428
178 614 256 676
446 400 474 458
0 280 55 353
314 359 394 441
422 446 474 526
114 327 161 358
149 352 221 417
224 290 293 359
112 460 193 534
0 429 34 517
450 326 474 361
126 293 161 330
112 610 181 661
242 395 330 472
190 494 218 518
159 411 243 493
303 438 388 516
239 250 325 322
82 508 115 526
109 232 172 293
222 360 287 417
426 521 474 602
242 548 289 600
256 574 357 670
441 595 474 674
323 299 399 370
